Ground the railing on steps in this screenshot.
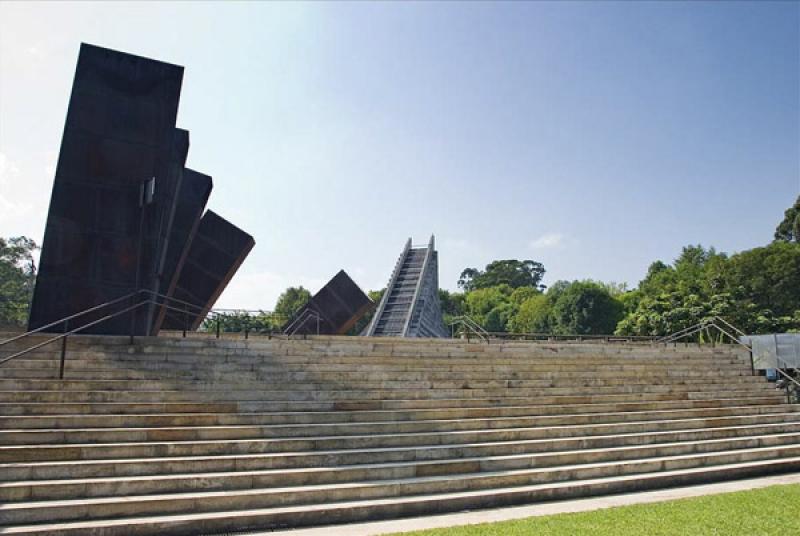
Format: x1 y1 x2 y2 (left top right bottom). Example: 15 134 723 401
449 316 490 343
283 308 322 337
0 290 296 378
659 317 800 404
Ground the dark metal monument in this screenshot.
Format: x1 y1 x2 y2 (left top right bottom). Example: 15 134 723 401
283 270 374 335
364 236 448 338
161 211 255 331
29 43 253 335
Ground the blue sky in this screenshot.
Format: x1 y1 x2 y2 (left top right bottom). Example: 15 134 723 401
1 1 798 308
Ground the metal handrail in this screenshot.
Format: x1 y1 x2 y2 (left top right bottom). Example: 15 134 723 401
449 316 489 342
284 308 322 336
775 355 800 399
485 332 659 343
0 290 141 349
0 298 153 375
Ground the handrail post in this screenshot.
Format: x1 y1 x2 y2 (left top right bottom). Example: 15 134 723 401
59 319 68 380
182 304 188 338
128 294 135 345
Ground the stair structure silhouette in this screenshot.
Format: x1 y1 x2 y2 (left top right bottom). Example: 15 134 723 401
365 236 448 338
0 334 798 534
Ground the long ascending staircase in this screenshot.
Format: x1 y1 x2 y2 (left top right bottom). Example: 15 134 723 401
0 334 799 534
365 237 448 338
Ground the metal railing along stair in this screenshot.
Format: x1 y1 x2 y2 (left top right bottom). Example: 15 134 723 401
449 315 490 342
283 308 322 336
659 317 800 404
0 291 293 378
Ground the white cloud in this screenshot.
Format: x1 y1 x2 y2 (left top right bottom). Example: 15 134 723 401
529 232 564 250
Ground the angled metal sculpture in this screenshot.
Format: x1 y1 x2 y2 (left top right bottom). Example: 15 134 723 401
364 236 448 338
152 168 213 332
283 270 374 336
29 43 253 335
161 211 255 331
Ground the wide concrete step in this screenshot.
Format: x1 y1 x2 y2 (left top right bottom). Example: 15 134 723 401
3 456 793 536
2 411 797 446
0 389 784 408
0 376 768 393
0 382 775 404
0 363 755 381
2 357 751 378
4 416 800 461
2 402 796 430
4 424 799 481
2 445 798 526
4 432 799 502
0 395 785 418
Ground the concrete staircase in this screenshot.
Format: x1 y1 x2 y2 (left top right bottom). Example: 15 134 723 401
0 335 798 535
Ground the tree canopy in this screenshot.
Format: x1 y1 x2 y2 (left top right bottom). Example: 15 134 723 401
775 195 800 243
273 286 311 321
0 237 38 327
457 259 545 291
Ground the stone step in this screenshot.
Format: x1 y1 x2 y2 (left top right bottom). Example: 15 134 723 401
4 415 799 460
2 411 797 447
4 424 798 481
0 376 768 393
1 445 798 526
7 355 750 374
0 395 784 417
0 387 785 411
4 432 799 502
0 389 784 407
0 336 739 352
4 402 794 430
3 456 793 536
0 363 756 381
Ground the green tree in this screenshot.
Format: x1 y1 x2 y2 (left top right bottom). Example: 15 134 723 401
721 241 800 332
509 293 551 333
438 289 465 327
0 236 38 327
463 284 514 332
458 260 545 291
775 195 800 243
273 286 312 322
550 281 624 335
616 242 800 336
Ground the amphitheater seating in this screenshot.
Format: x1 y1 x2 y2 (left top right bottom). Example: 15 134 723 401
0 334 798 534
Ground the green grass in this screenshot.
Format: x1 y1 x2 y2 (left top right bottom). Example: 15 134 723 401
392 484 800 536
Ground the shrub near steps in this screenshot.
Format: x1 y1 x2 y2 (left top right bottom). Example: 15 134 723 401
0 334 798 535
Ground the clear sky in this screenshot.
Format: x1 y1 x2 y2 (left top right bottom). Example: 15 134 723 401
1 1 798 309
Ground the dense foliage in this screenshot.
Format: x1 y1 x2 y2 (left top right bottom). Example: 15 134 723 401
0 237 38 327
775 195 799 243
458 260 545 291
616 242 800 336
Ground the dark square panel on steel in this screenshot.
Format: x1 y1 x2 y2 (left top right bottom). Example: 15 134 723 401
283 270 374 335
162 211 255 331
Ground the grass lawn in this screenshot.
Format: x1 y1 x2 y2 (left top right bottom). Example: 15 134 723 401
391 484 800 536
